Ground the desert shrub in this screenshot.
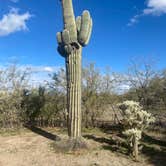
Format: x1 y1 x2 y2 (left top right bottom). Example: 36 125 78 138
118 100 155 160
0 91 23 127
21 87 45 123
0 64 31 128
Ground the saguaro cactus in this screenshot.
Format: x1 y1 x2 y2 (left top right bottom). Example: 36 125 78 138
57 0 92 140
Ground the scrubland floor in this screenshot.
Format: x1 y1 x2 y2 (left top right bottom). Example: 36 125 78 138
0 127 165 166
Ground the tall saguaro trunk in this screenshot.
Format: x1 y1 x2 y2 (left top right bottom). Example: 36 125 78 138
66 48 82 138
57 0 92 140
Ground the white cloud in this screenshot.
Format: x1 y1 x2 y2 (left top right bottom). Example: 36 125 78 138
44 67 54 72
144 0 166 15
128 0 166 26
0 8 31 36
116 84 130 94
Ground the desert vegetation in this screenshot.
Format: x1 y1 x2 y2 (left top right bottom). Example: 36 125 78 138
0 59 165 165
0 0 166 166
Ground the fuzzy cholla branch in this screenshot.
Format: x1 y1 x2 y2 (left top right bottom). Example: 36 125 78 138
119 100 155 130
123 128 142 141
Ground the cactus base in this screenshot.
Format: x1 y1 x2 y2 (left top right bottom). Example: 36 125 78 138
52 137 87 152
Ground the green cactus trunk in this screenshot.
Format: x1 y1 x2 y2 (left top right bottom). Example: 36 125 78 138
57 0 92 140
66 48 82 138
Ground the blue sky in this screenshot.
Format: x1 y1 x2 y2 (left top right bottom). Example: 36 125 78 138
0 0 166 75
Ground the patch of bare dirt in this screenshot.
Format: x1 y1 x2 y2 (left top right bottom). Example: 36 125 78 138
0 128 159 166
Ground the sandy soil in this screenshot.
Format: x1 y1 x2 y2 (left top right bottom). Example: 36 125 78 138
0 128 160 166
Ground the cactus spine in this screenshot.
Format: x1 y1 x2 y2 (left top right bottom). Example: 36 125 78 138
57 0 92 139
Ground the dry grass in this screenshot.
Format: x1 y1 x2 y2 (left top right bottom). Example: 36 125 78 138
0 127 165 166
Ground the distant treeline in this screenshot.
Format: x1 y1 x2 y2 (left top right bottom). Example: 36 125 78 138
0 60 166 129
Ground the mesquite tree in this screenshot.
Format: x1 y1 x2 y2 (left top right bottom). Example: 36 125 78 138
57 0 92 139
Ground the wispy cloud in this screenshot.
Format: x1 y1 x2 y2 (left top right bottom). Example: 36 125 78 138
10 0 19 2
128 0 166 26
25 65 61 73
0 8 31 36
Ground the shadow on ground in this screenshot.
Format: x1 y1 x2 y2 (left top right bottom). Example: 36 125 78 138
24 125 61 141
141 133 166 166
84 134 115 145
84 134 128 155
84 132 166 166
141 144 166 166
142 132 166 147
99 124 123 135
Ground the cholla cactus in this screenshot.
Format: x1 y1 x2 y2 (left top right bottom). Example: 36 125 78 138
118 100 155 160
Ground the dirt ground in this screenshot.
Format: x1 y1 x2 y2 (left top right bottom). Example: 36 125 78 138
0 127 165 166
